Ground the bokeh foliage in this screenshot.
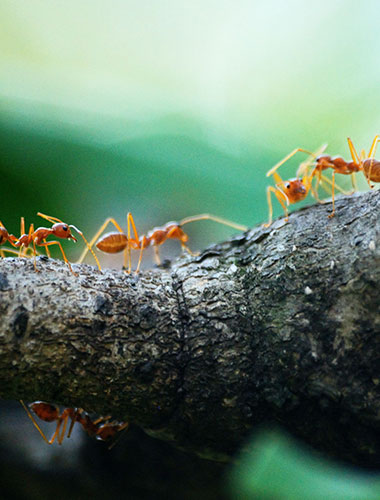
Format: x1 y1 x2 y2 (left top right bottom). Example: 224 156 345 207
230 430 380 500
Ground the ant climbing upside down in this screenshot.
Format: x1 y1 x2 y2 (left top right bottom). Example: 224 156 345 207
15 212 101 275
77 213 248 273
20 400 129 447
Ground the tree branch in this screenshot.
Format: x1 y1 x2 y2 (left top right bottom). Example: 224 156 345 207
0 191 379 465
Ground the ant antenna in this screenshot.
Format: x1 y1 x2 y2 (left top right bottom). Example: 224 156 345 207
68 225 102 271
179 214 248 232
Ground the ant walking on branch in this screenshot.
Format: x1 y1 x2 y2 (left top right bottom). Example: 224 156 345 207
313 135 380 216
15 213 101 275
20 400 129 447
0 221 19 258
263 144 347 226
77 213 248 273
0 219 37 258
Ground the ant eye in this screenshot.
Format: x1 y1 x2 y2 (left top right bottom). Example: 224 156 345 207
284 182 290 189
63 225 68 231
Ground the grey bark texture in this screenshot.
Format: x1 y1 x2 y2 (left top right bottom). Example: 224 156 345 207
0 190 379 466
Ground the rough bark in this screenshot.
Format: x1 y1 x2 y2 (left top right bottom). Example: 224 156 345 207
0 190 379 466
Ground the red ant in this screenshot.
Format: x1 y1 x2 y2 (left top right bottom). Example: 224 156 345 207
0 220 37 258
77 213 248 273
20 400 129 447
0 221 19 257
263 144 346 226
313 135 380 216
15 213 101 275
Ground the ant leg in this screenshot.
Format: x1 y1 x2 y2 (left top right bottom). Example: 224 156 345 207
92 415 112 425
181 243 199 257
33 239 39 272
67 417 76 438
43 239 51 258
58 414 70 445
153 245 161 265
46 420 62 445
351 172 357 193
38 241 78 276
318 173 350 195
127 213 141 273
328 172 336 218
347 137 361 165
296 144 328 178
0 248 23 257
263 186 288 227
263 186 275 227
368 134 380 158
76 218 124 264
20 400 55 445
37 212 64 225
69 225 102 271
179 214 247 231
135 245 145 274
18 218 25 257
266 148 315 177
309 167 322 201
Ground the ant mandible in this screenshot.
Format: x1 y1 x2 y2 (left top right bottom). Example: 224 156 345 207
15 213 101 275
263 144 343 226
313 135 380 216
20 400 129 446
77 213 248 273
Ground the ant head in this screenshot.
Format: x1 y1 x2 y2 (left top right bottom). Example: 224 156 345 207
51 223 77 241
0 226 7 242
96 423 118 441
315 155 334 169
282 179 307 201
30 401 60 422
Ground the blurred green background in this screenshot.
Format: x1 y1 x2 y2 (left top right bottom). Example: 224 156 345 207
1 2 380 497
1 0 379 268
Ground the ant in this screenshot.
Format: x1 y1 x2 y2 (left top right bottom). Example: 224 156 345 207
0 220 36 258
20 400 129 447
0 221 19 258
15 213 101 275
77 213 248 273
263 144 345 226
313 135 380 216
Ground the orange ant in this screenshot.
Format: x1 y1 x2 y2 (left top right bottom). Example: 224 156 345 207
15 213 101 275
0 221 19 258
20 400 129 447
0 220 37 258
313 135 380 216
263 144 345 226
77 213 248 273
